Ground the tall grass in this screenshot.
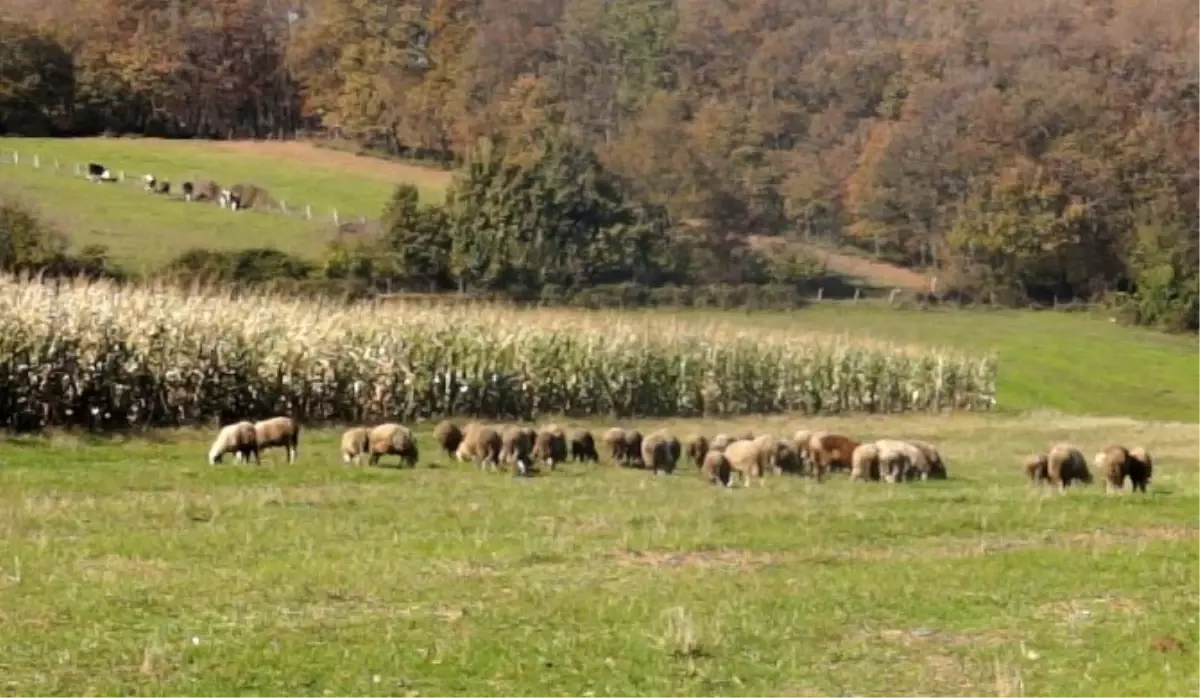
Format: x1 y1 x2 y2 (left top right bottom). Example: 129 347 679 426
0 277 997 429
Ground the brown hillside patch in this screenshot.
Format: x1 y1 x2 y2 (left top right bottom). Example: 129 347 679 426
206 140 454 188
747 235 933 291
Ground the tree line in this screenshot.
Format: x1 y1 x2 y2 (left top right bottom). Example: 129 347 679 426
0 0 1196 328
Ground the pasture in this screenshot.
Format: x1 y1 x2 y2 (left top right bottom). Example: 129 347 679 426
0 137 448 272
0 413 1196 696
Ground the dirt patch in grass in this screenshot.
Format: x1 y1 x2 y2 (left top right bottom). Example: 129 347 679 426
207 140 453 188
610 548 777 570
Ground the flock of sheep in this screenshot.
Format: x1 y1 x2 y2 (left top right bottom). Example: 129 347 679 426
85 160 273 211
207 417 1156 493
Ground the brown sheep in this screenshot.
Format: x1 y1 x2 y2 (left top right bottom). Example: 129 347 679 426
456 424 503 470
1095 444 1132 494
225 182 277 211
808 432 859 482
641 430 676 475
340 427 370 465
684 434 709 468
532 425 569 471
602 428 629 463
367 423 419 467
1047 443 1092 490
207 421 259 465
569 429 599 462
500 425 534 475
254 416 300 464
433 420 464 458
723 439 773 488
1023 453 1050 483
849 443 881 482
701 450 732 486
1127 446 1153 493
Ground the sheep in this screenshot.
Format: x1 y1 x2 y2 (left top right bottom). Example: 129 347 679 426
367 423 419 467
701 450 733 486
807 432 859 482
1096 444 1152 493
207 421 259 465
908 440 948 480
433 420 464 458
874 439 927 483
500 425 534 476
723 438 773 488
641 430 676 475
1046 443 1092 490
791 429 812 472
1023 453 1050 483
709 433 735 453
531 424 568 471
86 162 116 183
456 424 503 470
569 429 599 462
773 439 803 475
666 434 682 469
602 427 629 463
1127 446 1154 493
224 182 277 211
254 416 300 464
340 426 370 465
625 430 645 468
182 179 221 203
684 434 709 468
849 442 881 482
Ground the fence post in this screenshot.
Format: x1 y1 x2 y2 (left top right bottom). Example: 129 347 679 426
279 199 288 214
12 151 18 165
853 288 860 303
332 209 339 226
54 159 60 171
816 287 824 301
305 204 312 220
32 155 40 169
74 162 81 176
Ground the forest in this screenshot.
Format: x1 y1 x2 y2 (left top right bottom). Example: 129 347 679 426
0 0 1196 329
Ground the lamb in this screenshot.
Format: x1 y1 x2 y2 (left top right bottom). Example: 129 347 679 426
500 425 534 475
531 424 568 470
207 421 259 465
254 416 300 464
1127 446 1153 493
569 429 598 462
640 430 676 475
456 424 503 471
433 420 464 458
340 426 370 465
701 450 733 486
1046 443 1092 490
367 423 419 467
807 432 859 482
684 434 709 468
723 438 774 488
849 442 881 482
1023 453 1050 483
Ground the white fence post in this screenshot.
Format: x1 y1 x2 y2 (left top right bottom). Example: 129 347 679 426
332 209 340 226
305 204 312 220
32 155 40 169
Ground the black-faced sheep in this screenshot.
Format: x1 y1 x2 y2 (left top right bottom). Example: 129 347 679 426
569 429 599 462
773 439 802 475
625 429 645 468
87 162 116 182
602 427 628 463
1096 444 1151 493
908 439 947 480
1127 446 1153 493
254 416 300 464
531 425 568 471
640 430 676 475
367 423 419 467
434 420 464 458
849 442 881 482
500 425 534 476
1047 443 1092 490
684 434 709 468
340 426 370 465
207 421 259 465
701 450 732 486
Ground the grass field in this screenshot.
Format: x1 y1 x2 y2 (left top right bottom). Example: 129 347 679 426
0 413 1196 696
0 137 449 272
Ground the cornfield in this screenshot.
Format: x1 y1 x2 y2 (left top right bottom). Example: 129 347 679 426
0 277 997 430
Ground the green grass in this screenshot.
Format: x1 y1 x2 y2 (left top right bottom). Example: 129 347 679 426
0 137 448 273
642 305 1199 423
0 412 1195 696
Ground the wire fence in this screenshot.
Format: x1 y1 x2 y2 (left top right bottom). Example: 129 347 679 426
0 148 372 228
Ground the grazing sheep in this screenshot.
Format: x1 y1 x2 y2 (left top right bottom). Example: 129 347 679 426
625 430 645 468
86 162 116 182
182 179 221 203
225 182 277 211
791 429 812 471
207 421 259 465
773 440 803 475
750 435 780 474
603 427 629 463
456 424 503 470
340 427 370 465
500 425 534 476
709 433 734 453
254 416 300 464
569 429 599 462
874 439 927 483
1023 453 1050 483
1096 444 1152 493
908 440 948 480
684 434 709 468
807 432 859 482
701 450 733 486
641 430 676 475
433 420 464 458
531 425 569 471
723 439 773 488
1047 443 1092 490
850 443 881 482
367 423 419 467
666 434 682 469
1127 446 1154 493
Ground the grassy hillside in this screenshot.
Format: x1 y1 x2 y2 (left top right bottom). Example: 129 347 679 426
0 137 449 273
0 413 1195 696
